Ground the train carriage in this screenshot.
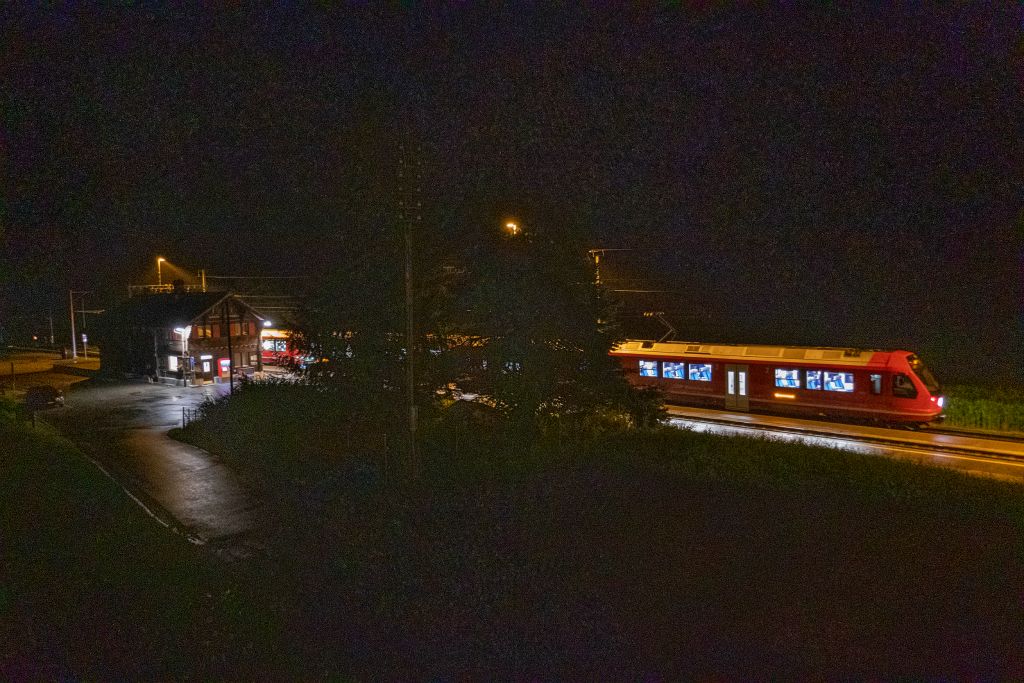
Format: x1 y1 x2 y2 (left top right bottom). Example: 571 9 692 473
260 327 298 366
611 340 944 424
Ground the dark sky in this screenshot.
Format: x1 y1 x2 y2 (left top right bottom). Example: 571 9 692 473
2 5 1021 381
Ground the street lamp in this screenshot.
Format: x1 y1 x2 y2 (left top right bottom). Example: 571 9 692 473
173 325 192 384
157 257 167 286
504 221 521 236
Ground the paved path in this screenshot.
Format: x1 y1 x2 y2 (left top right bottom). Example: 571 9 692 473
43 381 266 556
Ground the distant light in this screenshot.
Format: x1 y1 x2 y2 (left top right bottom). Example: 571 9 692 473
504 221 521 236
263 320 272 327
173 326 192 335
157 257 166 263
773 392 796 399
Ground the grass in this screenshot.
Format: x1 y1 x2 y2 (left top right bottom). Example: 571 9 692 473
169 381 1024 678
0 397 290 679
944 385 1024 433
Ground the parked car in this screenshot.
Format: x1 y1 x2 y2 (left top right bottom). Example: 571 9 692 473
25 385 64 409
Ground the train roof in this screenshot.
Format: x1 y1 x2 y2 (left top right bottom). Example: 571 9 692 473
611 340 910 367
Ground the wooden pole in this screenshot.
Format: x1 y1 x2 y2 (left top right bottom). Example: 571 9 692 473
223 299 234 394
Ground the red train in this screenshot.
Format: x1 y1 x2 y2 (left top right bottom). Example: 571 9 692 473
611 340 944 424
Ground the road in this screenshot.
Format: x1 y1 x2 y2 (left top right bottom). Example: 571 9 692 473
667 405 1024 483
42 381 267 556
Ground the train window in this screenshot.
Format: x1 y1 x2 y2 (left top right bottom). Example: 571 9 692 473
775 369 800 388
688 363 712 381
908 354 941 394
262 340 275 351
870 374 882 395
824 371 854 392
639 360 658 377
893 373 918 398
662 362 686 379
805 370 822 390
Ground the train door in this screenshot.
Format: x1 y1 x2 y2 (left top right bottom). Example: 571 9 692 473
725 364 749 411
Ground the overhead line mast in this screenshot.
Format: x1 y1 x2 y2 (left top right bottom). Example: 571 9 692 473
398 140 423 474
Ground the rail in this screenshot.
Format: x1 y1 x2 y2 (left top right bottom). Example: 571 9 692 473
665 405 1024 464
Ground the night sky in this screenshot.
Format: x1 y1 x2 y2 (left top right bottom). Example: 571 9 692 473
2 5 1021 382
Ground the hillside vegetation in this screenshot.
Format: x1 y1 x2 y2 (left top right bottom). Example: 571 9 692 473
944 385 1024 433
170 381 1024 678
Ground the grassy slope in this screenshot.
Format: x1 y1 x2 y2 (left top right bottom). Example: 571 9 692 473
172 387 1024 678
0 399 287 679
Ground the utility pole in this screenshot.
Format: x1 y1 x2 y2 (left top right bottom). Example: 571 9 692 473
79 293 88 358
398 141 422 472
48 312 54 346
222 299 234 394
69 290 77 359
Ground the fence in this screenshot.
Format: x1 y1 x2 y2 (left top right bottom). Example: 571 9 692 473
182 406 200 428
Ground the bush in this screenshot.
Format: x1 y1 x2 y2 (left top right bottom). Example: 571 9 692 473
944 385 1024 432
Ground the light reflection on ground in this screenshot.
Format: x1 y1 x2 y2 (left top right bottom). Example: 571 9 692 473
668 417 1024 483
670 417 878 454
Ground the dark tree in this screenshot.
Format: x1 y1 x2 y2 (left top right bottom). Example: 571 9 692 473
446 217 659 435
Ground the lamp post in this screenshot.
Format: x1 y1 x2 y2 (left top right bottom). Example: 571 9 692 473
157 257 166 287
68 289 91 360
504 220 521 237
173 325 192 385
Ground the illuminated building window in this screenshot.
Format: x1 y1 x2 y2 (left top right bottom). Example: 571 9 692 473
639 360 658 377
662 362 686 379
824 371 854 392
806 370 822 390
688 363 712 381
774 368 800 388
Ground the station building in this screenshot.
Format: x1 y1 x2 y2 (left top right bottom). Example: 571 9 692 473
99 287 267 385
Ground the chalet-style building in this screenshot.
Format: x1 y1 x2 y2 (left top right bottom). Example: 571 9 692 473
99 289 267 384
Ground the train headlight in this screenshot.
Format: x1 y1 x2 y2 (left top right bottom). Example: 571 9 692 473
937 396 945 409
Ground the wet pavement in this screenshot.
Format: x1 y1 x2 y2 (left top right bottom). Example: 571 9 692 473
42 381 266 555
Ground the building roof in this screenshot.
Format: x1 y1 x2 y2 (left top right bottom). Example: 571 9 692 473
112 291 266 328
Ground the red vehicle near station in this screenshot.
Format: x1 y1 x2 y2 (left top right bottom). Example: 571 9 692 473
611 340 944 425
260 327 300 367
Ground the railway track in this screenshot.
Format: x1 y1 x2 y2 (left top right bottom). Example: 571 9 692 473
665 405 1024 470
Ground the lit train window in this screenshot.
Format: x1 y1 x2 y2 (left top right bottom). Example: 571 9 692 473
870 374 882 395
824 371 854 392
688 363 712 381
639 360 658 377
662 362 686 379
774 369 800 388
806 370 822 390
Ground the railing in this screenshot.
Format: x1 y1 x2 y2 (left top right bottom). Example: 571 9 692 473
182 406 199 427
129 284 210 296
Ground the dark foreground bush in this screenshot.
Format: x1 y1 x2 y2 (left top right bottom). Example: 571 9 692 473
172 391 1024 678
0 398 287 679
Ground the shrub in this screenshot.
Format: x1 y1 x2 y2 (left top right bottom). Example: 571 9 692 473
944 385 1024 433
